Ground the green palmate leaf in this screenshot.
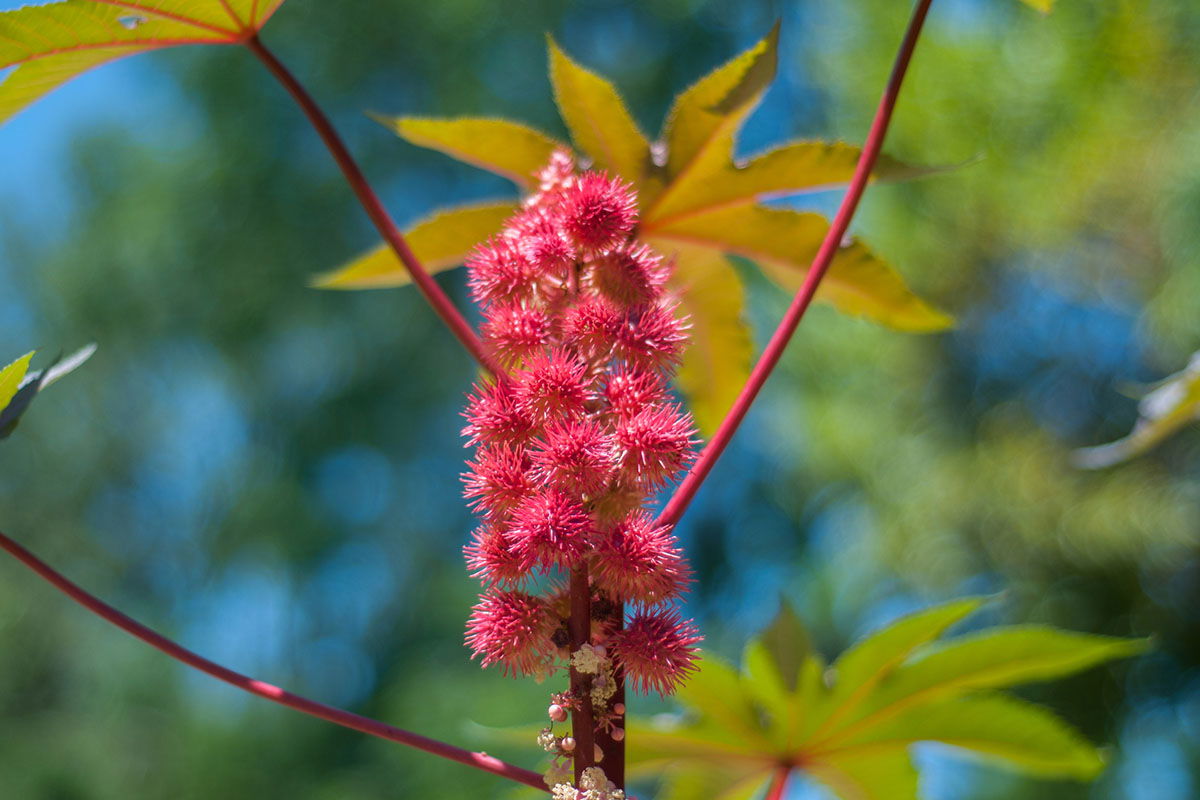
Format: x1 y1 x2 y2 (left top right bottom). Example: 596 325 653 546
807 749 919 800
647 205 954 332
648 23 779 218
0 0 285 125
0 352 34 410
630 600 1144 800
758 598 811 692
658 765 772 800
1073 351 1200 468
374 116 564 189
667 247 753 437
843 694 1106 780
547 37 650 184
1018 0 1056 12
314 202 516 289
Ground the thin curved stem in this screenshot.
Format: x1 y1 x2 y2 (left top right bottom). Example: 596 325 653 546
656 0 935 530
243 36 502 376
0 531 545 792
765 765 793 800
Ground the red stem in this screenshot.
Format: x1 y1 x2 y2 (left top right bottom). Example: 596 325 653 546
655 0 935 530
0 531 545 792
243 36 501 376
567 565 595 783
765 765 792 800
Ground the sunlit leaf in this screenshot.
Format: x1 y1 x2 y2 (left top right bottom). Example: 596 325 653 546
373 116 565 189
1018 0 1056 12
663 246 753 437
807 749 919 800
647 23 778 214
547 37 650 184
0 352 34 411
0 0 285 125
649 205 954 332
0 344 97 439
313 203 516 289
842 694 1106 779
1073 351 1200 468
657 765 773 800
630 600 1144 800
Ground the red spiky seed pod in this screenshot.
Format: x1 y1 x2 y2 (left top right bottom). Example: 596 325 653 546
603 367 669 420
561 295 621 361
592 511 690 605
506 208 576 276
515 349 593 423
462 380 535 447
588 243 668 307
509 488 593 571
560 172 638 253
466 590 557 677
612 303 689 371
615 403 697 488
481 302 551 369
530 417 617 495
612 608 701 696
462 444 532 519
464 525 527 587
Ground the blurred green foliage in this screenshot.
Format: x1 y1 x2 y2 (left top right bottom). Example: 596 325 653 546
1 0 1198 798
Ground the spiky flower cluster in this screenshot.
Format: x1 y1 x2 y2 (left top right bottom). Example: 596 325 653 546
463 152 702 701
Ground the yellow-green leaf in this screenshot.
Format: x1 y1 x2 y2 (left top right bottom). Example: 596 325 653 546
675 654 775 751
0 0 285 125
650 204 954 332
0 352 34 411
656 245 753 437
547 37 650 184
1018 0 1055 12
843 694 1106 780
314 202 516 290
374 116 565 189
644 142 930 229
808 749 919 800
1074 351 1200 468
648 24 779 219
657 765 773 800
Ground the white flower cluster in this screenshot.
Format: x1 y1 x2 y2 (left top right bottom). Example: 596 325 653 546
571 645 618 710
550 767 628 800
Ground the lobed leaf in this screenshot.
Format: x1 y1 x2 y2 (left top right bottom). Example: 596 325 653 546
807 749 919 800
313 202 516 290
664 247 753 437
547 37 650 184
648 205 954 332
648 24 779 219
0 0 285 125
1073 351 1200 468
374 116 565 189
0 344 96 439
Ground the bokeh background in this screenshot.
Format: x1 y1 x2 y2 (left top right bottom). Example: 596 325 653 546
1 0 1197 797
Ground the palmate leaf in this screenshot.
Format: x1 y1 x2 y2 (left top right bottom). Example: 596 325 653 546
324 29 953 434
629 598 1146 800
0 0 286 125
0 352 35 410
1073 351 1200 469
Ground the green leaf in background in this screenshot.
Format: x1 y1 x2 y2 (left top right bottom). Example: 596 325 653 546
372 117 564 190
547 36 650 184
0 344 97 440
1018 0 1056 12
332 29 955 436
1073 351 1200 468
630 598 1146 800
0 352 34 411
0 0 286 125
314 203 517 290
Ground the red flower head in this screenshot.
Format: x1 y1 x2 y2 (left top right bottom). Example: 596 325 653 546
509 488 593 571
515 348 593 424
612 608 701 696
480 302 551 369
560 172 637 253
506 208 576 277
603 367 669 420
466 236 537 308
592 512 690 605
466 590 556 676
561 295 621 361
462 379 534 447
612 302 689 371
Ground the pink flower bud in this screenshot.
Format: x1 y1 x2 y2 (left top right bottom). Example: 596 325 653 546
560 736 576 752
548 703 568 723
610 727 625 742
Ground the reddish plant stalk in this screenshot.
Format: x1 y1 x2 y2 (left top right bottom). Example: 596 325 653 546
593 602 626 788
567 564 596 783
0 531 545 792
765 765 793 800
243 36 501 376
655 0 935 530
